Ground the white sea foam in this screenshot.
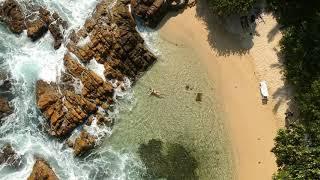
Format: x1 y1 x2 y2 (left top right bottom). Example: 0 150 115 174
87 59 106 81
136 21 161 56
73 78 83 94
77 36 91 48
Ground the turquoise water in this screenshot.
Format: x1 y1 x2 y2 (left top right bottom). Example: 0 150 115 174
0 0 233 179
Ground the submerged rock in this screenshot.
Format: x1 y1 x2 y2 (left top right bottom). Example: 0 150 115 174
0 0 26 34
0 144 22 168
28 159 59 180
195 93 202 102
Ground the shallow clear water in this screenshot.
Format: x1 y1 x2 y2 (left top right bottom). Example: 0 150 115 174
107 26 233 179
0 0 233 179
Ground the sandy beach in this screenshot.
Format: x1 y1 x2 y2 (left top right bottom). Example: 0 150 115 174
158 4 289 180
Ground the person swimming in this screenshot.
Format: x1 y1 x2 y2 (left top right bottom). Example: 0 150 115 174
149 88 162 98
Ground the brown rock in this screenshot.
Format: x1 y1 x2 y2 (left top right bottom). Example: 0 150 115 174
27 19 48 41
38 7 52 25
49 23 63 49
72 130 96 156
27 159 59 180
64 54 114 103
35 0 157 143
0 144 21 168
0 0 26 34
36 80 97 137
0 97 13 120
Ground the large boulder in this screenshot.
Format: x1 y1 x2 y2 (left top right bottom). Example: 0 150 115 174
27 19 48 41
28 159 59 180
0 0 26 34
0 144 21 168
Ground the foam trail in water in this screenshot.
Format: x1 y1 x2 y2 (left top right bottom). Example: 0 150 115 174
136 20 161 56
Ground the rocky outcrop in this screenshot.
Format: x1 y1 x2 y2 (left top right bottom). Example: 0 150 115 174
64 54 114 104
68 130 96 157
0 0 26 34
131 0 188 27
28 159 59 180
0 97 13 120
0 0 66 49
0 144 21 168
36 80 97 137
26 7 66 48
49 22 63 50
35 0 156 155
66 0 156 81
26 18 48 41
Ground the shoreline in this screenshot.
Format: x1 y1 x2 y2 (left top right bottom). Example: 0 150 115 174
158 6 286 180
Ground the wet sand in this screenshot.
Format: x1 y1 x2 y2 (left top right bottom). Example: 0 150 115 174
159 6 286 180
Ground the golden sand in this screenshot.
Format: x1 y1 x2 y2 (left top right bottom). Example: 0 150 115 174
158 5 290 180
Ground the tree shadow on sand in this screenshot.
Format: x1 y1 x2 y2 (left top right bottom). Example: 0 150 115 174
269 48 298 127
138 139 198 180
194 0 255 56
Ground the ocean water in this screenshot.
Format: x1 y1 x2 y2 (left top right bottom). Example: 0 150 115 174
0 0 233 179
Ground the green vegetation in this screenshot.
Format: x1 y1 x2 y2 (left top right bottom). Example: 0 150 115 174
138 139 198 180
207 0 256 16
267 0 320 179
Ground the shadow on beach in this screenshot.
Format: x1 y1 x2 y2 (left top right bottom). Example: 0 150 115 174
154 0 257 56
194 0 254 56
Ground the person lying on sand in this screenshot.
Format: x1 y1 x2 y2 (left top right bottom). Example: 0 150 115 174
149 88 162 98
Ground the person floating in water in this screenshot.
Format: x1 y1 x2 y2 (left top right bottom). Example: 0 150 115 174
149 88 162 98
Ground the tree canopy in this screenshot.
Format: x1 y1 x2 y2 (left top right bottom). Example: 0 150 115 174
267 0 320 179
208 0 256 16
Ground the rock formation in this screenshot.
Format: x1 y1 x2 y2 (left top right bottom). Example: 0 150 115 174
131 0 188 27
35 0 156 156
36 80 97 137
0 144 21 168
28 159 59 180
69 130 96 157
0 0 26 34
25 7 66 49
0 0 66 49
